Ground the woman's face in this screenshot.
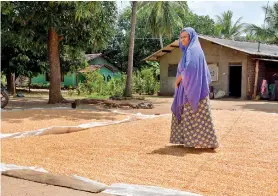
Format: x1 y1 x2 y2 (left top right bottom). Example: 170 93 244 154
180 31 190 47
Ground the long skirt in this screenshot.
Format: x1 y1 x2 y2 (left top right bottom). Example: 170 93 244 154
170 97 219 148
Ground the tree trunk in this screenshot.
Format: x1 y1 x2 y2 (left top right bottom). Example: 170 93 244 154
28 76 32 93
7 73 16 96
124 1 137 97
48 27 64 104
252 60 260 99
159 34 164 48
6 73 11 91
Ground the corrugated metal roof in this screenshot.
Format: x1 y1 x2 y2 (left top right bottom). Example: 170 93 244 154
85 53 103 61
144 35 278 61
199 35 278 58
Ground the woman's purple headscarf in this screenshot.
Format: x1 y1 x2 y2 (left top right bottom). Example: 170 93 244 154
171 27 211 121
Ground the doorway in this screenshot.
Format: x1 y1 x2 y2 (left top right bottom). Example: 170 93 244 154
229 65 242 97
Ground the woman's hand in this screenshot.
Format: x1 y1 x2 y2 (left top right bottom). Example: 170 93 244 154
175 75 182 88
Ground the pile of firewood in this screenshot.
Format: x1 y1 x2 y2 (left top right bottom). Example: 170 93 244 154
72 99 153 109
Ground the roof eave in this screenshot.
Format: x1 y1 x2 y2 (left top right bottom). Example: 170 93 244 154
143 40 179 62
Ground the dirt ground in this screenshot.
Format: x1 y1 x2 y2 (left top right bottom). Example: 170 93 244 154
3 95 278 115
1 96 278 196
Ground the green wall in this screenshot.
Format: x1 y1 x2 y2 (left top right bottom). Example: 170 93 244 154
31 73 77 88
31 56 120 88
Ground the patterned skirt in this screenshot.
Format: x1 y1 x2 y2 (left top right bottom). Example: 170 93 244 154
170 97 219 148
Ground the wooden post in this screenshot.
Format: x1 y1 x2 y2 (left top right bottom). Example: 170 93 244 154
8 73 16 97
247 76 251 99
75 72 78 88
253 60 259 99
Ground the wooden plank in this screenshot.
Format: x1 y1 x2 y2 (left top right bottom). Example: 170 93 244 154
252 60 259 99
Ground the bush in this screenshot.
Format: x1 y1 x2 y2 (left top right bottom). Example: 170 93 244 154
106 74 126 96
77 71 105 95
1 74 7 85
67 86 75 96
77 71 126 97
133 67 159 95
77 67 159 98
30 83 50 89
133 71 144 95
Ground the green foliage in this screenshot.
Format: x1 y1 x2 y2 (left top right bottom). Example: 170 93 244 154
1 2 48 78
184 14 217 36
103 6 162 71
215 10 244 39
30 83 50 89
103 3 217 71
78 71 126 97
12 1 117 50
78 71 105 95
137 1 189 39
1 74 7 85
245 2 278 44
67 87 75 96
106 74 126 96
133 71 144 94
78 67 160 97
133 65 160 95
1 1 118 94
60 45 88 73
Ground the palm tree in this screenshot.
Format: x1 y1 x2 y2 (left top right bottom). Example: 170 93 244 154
124 1 137 97
246 2 278 44
215 10 244 39
245 25 275 42
137 1 188 48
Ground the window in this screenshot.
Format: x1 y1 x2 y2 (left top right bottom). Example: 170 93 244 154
208 64 218 82
168 64 178 77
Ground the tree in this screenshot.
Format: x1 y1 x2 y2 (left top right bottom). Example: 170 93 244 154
137 1 189 48
167 12 217 46
246 2 278 44
124 1 137 97
215 10 244 39
8 2 117 103
1 2 48 95
103 5 161 71
103 2 217 72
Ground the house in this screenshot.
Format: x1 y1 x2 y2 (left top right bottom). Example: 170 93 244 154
144 35 278 99
79 53 120 82
31 72 78 88
31 53 120 88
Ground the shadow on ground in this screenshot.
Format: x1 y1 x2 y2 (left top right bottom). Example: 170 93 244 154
148 146 216 157
235 102 278 113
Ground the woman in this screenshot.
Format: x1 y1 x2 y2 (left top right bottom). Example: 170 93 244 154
170 27 219 149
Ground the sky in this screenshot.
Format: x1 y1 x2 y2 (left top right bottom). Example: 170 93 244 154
116 1 275 26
